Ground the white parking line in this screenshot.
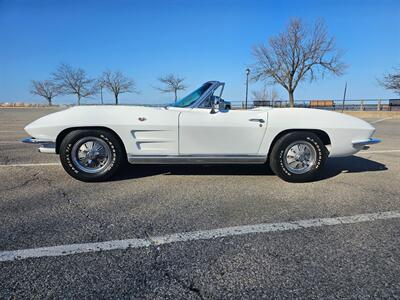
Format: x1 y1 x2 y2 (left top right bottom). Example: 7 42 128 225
0 163 60 168
370 117 392 124
0 141 20 144
1 210 399 262
359 149 400 154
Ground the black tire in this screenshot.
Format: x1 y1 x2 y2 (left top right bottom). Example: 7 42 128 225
59 129 125 182
269 131 328 182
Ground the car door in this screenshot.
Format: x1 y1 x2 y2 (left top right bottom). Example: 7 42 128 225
179 108 267 155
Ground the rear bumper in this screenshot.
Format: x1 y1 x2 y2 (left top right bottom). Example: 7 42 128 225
21 137 56 154
352 138 381 149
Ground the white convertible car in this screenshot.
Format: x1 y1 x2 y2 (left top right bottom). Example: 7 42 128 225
23 81 380 182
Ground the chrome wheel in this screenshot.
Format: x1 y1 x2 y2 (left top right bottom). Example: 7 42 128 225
283 141 316 174
71 137 112 174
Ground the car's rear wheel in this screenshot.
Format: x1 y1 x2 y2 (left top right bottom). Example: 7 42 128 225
60 129 125 182
269 131 328 182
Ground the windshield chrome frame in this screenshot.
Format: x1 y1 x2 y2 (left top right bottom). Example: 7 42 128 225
192 81 225 108
167 81 225 109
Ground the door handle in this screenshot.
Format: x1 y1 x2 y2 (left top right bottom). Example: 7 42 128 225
249 118 265 123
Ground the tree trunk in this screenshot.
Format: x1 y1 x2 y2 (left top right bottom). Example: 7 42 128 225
288 90 295 108
115 94 118 105
100 87 103 105
47 97 52 106
174 90 177 103
77 95 81 106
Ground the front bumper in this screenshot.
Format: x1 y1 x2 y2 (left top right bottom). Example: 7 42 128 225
22 137 56 154
352 138 381 149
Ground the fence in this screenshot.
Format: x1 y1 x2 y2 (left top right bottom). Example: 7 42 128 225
5 99 398 110
229 99 400 111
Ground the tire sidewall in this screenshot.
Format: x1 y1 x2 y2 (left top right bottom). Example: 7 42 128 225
270 132 327 182
60 130 123 181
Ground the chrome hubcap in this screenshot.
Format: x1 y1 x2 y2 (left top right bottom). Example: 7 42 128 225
283 141 316 174
71 137 112 174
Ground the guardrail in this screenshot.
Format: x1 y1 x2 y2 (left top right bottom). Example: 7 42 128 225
229 99 400 111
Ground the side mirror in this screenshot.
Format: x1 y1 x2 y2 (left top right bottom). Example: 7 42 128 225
210 102 217 114
210 97 230 114
210 96 218 114
218 99 231 111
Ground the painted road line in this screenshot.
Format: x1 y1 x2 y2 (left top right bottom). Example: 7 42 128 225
370 117 392 124
359 149 400 154
0 163 60 167
0 141 29 144
1 210 399 262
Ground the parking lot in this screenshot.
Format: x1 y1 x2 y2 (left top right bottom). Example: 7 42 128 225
0 108 399 298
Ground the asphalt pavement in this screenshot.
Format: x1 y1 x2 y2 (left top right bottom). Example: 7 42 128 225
0 108 399 299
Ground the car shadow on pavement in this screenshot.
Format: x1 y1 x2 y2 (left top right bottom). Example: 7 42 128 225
316 155 387 181
113 155 387 182
112 163 274 181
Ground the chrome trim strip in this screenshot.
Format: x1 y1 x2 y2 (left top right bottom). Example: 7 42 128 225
22 137 53 144
22 137 56 154
352 138 381 147
38 146 56 154
128 154 267 164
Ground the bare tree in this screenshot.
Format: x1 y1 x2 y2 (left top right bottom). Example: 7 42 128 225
252 18 347 107
378 65 400 95
101 71 137 105
251 86 279 103
52 63 96 105
30 80 61 106
156 74 187 102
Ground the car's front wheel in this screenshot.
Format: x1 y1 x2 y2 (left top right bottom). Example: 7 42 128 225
60 129 125 182
269 131 328 182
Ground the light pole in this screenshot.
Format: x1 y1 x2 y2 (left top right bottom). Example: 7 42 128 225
98 81 105 105
245 68 250 109
341 81 347 112
100 84 104 105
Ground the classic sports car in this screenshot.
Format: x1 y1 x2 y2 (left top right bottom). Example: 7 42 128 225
23 81 380 182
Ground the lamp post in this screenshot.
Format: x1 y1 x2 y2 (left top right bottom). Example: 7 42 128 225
341 81 347 112
100 84 104 105
245 68 250 109
98 81 105 105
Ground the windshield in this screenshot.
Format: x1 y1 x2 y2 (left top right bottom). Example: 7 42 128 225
170 83 212 107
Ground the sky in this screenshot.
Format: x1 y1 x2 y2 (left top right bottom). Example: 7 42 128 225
0 0 399 105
